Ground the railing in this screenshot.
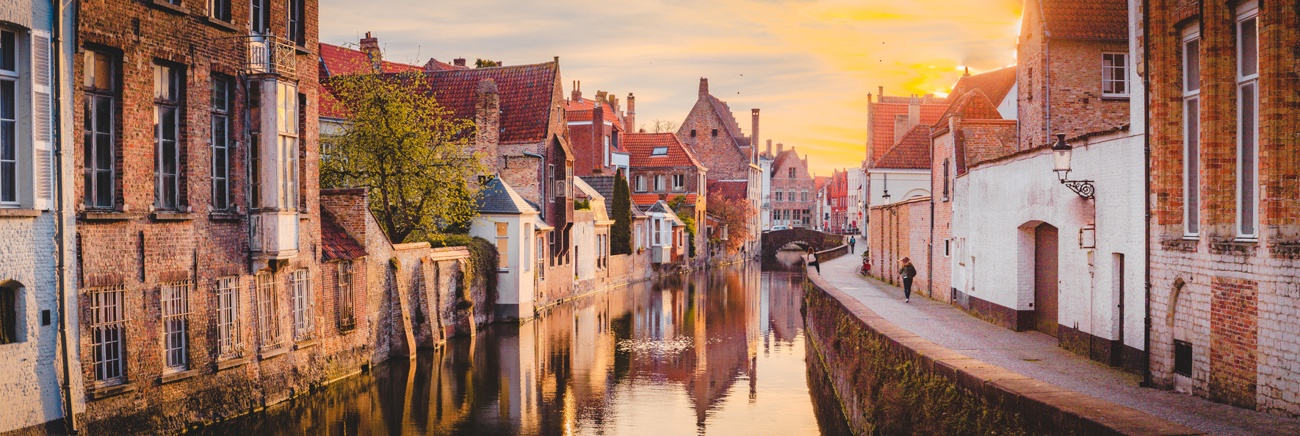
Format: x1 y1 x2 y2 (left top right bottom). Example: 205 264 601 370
242 35 297 79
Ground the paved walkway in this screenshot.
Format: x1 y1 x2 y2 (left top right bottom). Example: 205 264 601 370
818 254 1300 435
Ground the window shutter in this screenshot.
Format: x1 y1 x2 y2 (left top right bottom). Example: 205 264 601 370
31 30 54 211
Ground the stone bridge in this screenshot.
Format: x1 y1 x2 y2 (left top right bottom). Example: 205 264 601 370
761 228 845 260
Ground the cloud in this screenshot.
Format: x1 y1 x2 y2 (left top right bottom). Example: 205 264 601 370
320 0 1021 174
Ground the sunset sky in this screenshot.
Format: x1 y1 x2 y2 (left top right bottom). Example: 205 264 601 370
320 0 1024 175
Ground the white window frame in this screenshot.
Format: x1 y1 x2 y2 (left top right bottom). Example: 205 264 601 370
89 285 127 384
1235 2 1259 239
256 272 281 350
210 0 233 23
161 281 191 370
250 0 270 35
290 269 313 340
496 221 509 271
1182 27 1201 237
216 276 242 357
672 174 685 192
337 262 355 330
0 28 18 207
211 75 232 211
277 82 299 210
536 234 546 279
654 174 664 192
635 175 645 192
286 0 305 45
1101 52 1129 98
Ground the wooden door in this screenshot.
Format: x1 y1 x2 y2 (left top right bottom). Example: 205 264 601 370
1034 224 1059 337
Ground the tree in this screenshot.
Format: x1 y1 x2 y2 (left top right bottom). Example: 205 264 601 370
611 170 632 254
707 193 756 254
668 194 697 257
475 58 501 68
645 119 679 134
321 72 485 243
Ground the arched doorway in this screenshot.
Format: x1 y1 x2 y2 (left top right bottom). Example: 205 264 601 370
1033 223 1059 337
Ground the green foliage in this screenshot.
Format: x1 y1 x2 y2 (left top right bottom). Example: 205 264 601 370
574 198 591 210
426 234 498 306
320 72 485 244
475 58 501 68
611 171 632 255
707 192 756 254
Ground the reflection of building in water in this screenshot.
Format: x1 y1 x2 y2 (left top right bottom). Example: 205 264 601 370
767 272 805 345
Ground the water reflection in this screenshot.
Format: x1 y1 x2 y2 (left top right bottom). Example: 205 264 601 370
195 256 835 435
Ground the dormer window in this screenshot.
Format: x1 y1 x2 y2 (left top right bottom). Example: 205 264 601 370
651 147 667 156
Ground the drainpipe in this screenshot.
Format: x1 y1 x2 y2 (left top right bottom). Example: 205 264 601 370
51 0 78 432
1140 0 1154 388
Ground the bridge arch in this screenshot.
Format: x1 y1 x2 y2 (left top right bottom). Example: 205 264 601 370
761 228 844 260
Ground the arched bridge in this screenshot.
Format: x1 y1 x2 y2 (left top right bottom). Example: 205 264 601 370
761 228 845 260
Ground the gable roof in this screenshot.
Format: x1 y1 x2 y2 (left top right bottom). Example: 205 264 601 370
867 97 948 164
814 176 829 192
625 133 706 170
769 148 808 177
321 210 367 261
579 175 616 216
476 177 538 214
565 98 625 132
1039 0 1129 41
319 42 422 79
873 124 932 170
951 67 1017 106
706 95 749 148
934 89 1003 130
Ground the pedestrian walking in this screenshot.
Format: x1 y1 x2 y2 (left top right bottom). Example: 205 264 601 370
899 257 916 302
806 247 820 274
848 236 856 254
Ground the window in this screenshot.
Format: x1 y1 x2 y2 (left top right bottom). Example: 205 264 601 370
654 175 664 192
255 272 280 349
801 191 808 202
1183 30 1201 236
523 223 532 272
211 75 232 210
0 282 18 344
942 159 950 201
250 0 270 34
1174 340 1193 377
775 191 782 202
287 0 305 45
210 0 232 22
654 219 662 246
0 29 15 205
788 167 795 178
290 269 312 340
672 174 685 191
635 175 645 192
154 63 183 211
496 222 509 270
1101 53 1128 97
277 83 300 210
536 234 546 278
84 50 117 209
944 239 951 257
337 262 355 330
711 129 717 137
651 146 667 156
1236 3 1258 238
160 281 191 370
215 277 241 357
90 285 127 384
689 129 696 138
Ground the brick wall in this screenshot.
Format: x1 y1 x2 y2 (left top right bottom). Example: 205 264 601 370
1147 0 1300 416
866 198 930 295
677 85 751 182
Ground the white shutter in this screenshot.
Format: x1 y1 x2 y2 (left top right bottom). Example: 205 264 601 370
31 30 54 211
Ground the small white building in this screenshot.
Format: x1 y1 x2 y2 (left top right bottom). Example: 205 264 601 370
573 178 614 282
642 200 685 264
471 177 551 321
866 125 932 208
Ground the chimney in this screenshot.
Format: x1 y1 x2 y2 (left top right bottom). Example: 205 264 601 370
699 77 709 97
878 86 884 98
894 114 911 144
474 78 501 175
626 93 636 133
867 92 873 103
571 80 582 102
963 66 971 77
777 143 784 155
359 32 382 72
593 98 606 169
751 109 760 148
766 139 772 156
908 94 921 126
453 58 466 67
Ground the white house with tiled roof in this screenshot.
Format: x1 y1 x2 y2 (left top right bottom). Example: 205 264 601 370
470 177 550 321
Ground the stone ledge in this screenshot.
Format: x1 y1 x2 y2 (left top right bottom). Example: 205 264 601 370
215 355 250 371
153 212 195 221
203 16 240 33
802 267 1204 435
148 0 188 15
0 208 42 218
293 339 318 350
89 381 136 400
159 368 199 384
81 211 142 221
258 346 288 361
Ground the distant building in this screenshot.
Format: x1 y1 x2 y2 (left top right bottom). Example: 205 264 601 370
565 83 631 176
678 78 762 254
769 145 815 229
625 133 707 261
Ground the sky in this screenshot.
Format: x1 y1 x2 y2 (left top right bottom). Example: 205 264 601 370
319 0 1024 176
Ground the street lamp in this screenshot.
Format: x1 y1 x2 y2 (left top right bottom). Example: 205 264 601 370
1051 133 1095 199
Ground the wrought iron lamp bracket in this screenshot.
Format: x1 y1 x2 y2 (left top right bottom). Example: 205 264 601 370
1061 179 1095 199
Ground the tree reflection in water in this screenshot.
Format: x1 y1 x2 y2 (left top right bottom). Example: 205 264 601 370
193 256 843 435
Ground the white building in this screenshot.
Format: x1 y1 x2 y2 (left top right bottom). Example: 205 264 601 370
0 1 83 434
572 178 614 283
866 124 932 208
758 141 774 231
643 200 684 264
471 177 551 321
846 167 866 237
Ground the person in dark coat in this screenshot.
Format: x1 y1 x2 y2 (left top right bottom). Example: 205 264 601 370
848 236 856 254
806 247 820 274
899 257 917 303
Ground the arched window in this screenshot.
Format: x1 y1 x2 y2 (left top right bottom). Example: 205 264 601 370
0 281 18 344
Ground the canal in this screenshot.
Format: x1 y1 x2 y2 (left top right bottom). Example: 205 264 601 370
194 251 847 435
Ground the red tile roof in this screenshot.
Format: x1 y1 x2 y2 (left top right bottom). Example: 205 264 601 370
1039 0 1128 41
868 98 948 164
934 89 1003 130
951 67 1017 106
565 98 625 131
319 42 422 79
321 210 367 261
631 193 661 205
419 63 560 145
873 124 932 170
814 176 829 192
625 133 706 170
706 180 747 201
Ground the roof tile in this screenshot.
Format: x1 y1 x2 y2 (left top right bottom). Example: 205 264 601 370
625 133 706 170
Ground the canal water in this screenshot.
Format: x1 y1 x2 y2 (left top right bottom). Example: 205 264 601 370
194 251 847 435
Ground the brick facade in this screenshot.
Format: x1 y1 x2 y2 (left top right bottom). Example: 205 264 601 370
769 147 815 229
866 197 930 295
1147 0 1300 416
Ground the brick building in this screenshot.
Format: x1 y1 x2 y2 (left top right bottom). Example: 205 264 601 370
828 169 849 233
863 92 944 227
565 83 631 176
769 144 814 229
318 35 578 308
0 1 83 433
625 132 707 259
1015 0 1130 150
71 0 374 432
677 78 761 255
1146 0 1300 415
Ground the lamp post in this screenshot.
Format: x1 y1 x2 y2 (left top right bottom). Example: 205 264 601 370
1051 133 1095 199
